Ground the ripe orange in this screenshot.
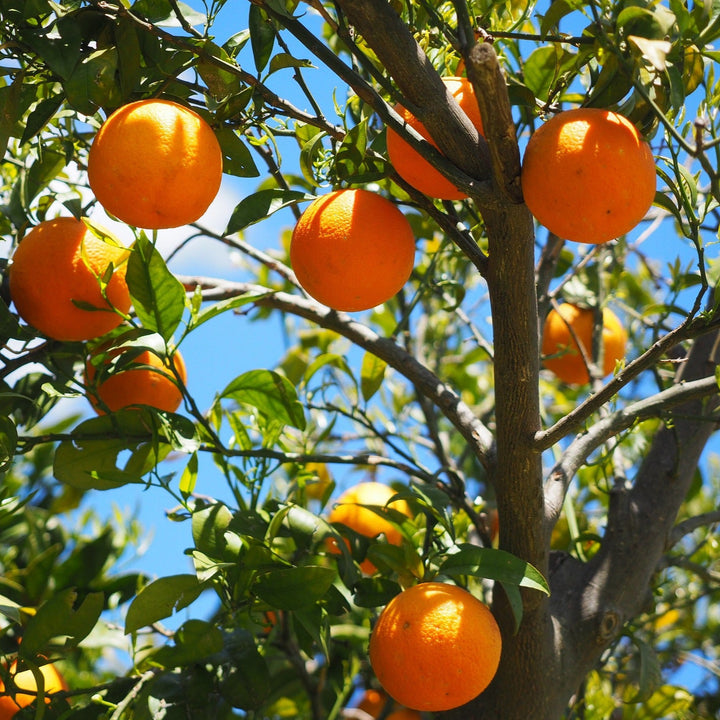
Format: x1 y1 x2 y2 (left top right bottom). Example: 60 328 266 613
302 462 333 501
8 217 130 342
521 107 656 244
0 660 68 717
386 76 484 200
542 303 627 385
85 345 187 414
87 99 223 229
327 481 411 574
357 689 421 719
369 582 501 712
290 189 415 312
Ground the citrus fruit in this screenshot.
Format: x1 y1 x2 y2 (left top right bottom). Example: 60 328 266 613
0 660 68 717
8 217 131 342
369 581 501 712
386 76 485 200
356 689 421 719
327 481 411 574
302 462 333 501
87 98 223 229
86 345 187 414
521 107 656 244
290 189 415 312
542 303 627 385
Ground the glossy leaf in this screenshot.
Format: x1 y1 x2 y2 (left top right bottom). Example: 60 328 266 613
253 565 336 610
226 188 310 233
53 411 160 491
215 125 260 178
438 544 550 595
220 369 306 430
126 233 186 341
125 574 204 634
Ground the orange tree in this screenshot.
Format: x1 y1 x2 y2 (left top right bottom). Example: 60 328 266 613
0 0 719 718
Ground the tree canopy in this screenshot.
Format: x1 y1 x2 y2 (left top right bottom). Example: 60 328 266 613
0 0 719 718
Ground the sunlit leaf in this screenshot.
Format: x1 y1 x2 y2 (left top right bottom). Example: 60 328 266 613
126 233 186 341
360 351 387 401
220 369 306 430
438 544 550 595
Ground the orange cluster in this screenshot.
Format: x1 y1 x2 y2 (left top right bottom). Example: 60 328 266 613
6 99 214 414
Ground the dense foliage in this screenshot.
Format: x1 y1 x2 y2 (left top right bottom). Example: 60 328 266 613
0 0 719 718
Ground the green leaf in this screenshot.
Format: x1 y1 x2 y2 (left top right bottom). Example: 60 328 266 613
215 126 260 178
299 130 327 187
0 415 17 472
125 574 204 634
360 352 387 402
352 577 402 608
268 52 314 74
115 17 143 99
179 451 198 497
1 74 26 155
21 148 67 209
625 636 663 703
249 3 275 73
131 0 206 27
126 233 186 341
220 369 306 430
617 5 677 38
438 544 550 595
540 0 584 37
21 589 104 655
499 582 524 634
219 631 271 710
253 565 336 610
522 45 574 101
188 290 269 331
192 503 234 559
225 189 310 234
20 95 64 146
152 619 224 667
64 48 121 114
53 410 159 490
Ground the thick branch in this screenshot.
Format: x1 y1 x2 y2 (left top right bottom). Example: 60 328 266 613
544 374 720 530
332 0 492 195
547 329 720 717
177 276 496 470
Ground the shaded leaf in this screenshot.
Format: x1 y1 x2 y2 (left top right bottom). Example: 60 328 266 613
253 565 336 610
53 410 160 490
0 416 17 472
249 3 274 73
125 574 204 634
226 189 310 234
152 619 224 667
215 126 260 177
21 589 104 655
